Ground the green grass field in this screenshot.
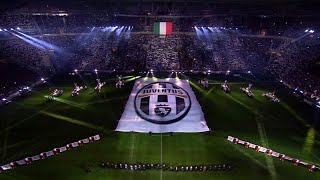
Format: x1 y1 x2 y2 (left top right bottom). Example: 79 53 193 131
0 73 319 180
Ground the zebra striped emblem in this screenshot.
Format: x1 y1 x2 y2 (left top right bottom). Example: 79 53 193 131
134 82 191 124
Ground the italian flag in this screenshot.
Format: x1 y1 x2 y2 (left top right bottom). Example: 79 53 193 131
153 22 173 35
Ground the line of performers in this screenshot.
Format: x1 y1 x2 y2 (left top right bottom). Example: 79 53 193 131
99 162 232 172
46 77 125 100
230 136 319 172
220 81 280 102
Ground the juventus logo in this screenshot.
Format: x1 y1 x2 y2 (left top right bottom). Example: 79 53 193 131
154 105 171 117
134 82 191 124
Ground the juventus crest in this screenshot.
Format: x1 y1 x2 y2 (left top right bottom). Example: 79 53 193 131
134 82 191 124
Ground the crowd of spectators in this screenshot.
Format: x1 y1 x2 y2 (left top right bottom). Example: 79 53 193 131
266 40 320 101
0 38 53 73
145 35 181 70
0 14 319 102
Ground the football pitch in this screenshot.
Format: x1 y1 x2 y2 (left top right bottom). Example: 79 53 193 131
0 73 319 180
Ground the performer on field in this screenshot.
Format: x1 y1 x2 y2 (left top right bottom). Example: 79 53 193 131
95 79 106 92
116 75 124 88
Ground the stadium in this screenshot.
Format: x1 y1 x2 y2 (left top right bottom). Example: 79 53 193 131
0 0 320 179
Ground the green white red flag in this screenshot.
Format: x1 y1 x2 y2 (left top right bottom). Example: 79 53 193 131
153 22 173 35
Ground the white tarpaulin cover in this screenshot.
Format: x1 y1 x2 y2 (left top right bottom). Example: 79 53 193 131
116 78 209 133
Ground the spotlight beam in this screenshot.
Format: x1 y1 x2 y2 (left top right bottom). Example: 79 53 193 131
115 26 125 36
125 76 141 83
40 110 104 131
11 32 46 50
45 96 89 110
13 30 62 52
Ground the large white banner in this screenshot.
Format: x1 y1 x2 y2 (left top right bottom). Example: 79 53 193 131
116 78 209 133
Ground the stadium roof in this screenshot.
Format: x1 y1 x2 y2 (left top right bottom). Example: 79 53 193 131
0 0 320 16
